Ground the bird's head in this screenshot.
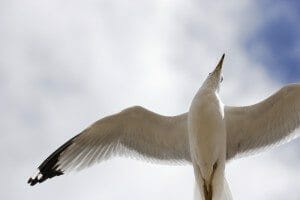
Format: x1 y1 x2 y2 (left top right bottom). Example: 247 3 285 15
202 54 225 92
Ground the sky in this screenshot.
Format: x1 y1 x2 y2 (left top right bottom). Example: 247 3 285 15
1 0 300 199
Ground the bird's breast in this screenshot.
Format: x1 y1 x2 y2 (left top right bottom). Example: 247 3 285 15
188 93 226 163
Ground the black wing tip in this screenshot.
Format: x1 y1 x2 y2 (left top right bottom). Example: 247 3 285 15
28 177 38 186
27 169 64 186
27 170 44 186
27 134 80 186
27 176 42 186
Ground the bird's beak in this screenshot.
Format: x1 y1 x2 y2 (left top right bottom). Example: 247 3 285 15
214 54 225 72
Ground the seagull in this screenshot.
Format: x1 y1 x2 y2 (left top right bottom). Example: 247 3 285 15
188 54 228 200
28 55 300 200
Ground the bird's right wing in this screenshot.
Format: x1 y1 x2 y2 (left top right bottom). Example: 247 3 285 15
28 106 191 186
225 84 300 160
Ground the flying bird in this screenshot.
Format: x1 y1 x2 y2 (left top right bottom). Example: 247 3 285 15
188 54 229 199
28 55 300 200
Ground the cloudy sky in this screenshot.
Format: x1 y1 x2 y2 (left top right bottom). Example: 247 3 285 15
1 0 300 199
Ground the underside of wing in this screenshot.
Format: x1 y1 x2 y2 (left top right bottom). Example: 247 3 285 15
225 84 300 159
28 106 191 186
28 84 300 185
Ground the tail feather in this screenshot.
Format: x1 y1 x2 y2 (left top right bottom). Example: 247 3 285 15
194 178 233 200
221 178 233 200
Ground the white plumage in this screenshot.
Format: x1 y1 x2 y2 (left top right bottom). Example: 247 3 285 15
28 55 300 200
188 54 228 200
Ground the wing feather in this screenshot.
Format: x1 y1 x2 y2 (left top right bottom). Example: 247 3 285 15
28 106 190 185
28 84 300 186
226 84 300 159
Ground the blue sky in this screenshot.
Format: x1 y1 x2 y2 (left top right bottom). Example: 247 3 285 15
246 0 300 83
1 0 300 200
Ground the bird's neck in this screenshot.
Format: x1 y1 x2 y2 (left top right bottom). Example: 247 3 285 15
192 88 220 108
202 78 220 92
198 85 219 96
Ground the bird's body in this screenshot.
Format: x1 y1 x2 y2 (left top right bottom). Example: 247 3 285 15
189 90 226 200
188 55 226 200
189 90 225 175
28 55 300 200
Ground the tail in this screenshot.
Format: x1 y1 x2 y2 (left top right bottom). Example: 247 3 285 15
221 178 233 200
194 178 233 200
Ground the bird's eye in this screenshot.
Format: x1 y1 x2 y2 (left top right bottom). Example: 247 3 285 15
209 73 212 76
220 76 223 83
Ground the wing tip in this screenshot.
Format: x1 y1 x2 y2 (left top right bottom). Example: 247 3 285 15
27 170 44 186
27 134 79 186
27 168 64 186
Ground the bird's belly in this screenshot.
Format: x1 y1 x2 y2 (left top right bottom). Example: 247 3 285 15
188 107 226 165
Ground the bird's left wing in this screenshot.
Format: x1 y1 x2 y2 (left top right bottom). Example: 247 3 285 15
28 106 191 186
225 84 300 160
